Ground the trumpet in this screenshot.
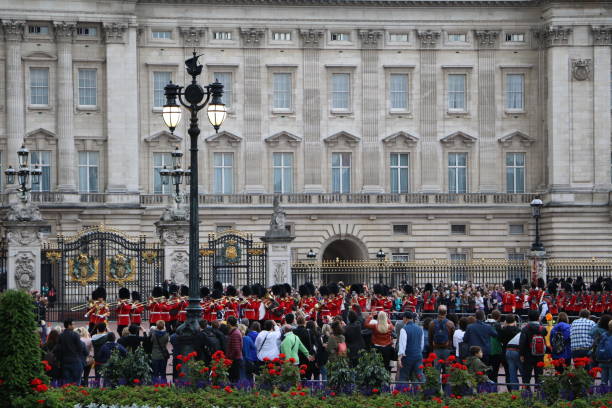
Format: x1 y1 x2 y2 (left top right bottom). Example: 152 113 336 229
70 300 95 312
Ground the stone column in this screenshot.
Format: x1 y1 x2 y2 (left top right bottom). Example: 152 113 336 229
156 219 190 286
475 30 499 192
417 30 441 192
528 251 548 286
2 20 25 172
591 26 612 191
103 23 140 197
240 28 266 193
299 29 325 193
261 197 295 286
3 202 48 291
359 30 384 193
54 22 77 192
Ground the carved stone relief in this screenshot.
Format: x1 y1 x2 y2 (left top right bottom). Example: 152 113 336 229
170 250 189 285
474 30 499 48
533 25 572 48
1 20 25 41
592 26 612 46
417 30 440 48
239 28 265 46
103 23 127 44
161 228 188 246
14 251 36 290
180 27 205 45
299 29 324 48
571 59 592 81
7 229 42 246
358 29 383 48
54 22 75 42
273 261 287 284
5 201 43 222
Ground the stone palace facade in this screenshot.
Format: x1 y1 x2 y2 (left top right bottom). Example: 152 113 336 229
0 0 611 262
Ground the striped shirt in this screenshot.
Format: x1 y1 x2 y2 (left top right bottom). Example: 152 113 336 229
570 317 596 350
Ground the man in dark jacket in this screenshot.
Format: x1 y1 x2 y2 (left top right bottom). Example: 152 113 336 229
226 316 243 382
345 309 366 368
97 332 128 365
462 310 497 364
117 324 143 352
55 319 87 385
294 316 316 377
519 310 547 384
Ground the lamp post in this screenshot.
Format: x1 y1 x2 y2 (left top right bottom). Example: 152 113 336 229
4 145 43 202
161 51 226 338
160 147 191 204
530 197 544 252
306 248 318 286
376 248 386 285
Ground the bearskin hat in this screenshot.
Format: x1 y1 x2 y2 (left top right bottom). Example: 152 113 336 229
603 278 612 292
272 284 283 297
547 281 558 296
180 285 189 296
328 282 339 295
200 286 210 298
169 283 179 295
131 291 141 302
503 280 513 292
211 289 223 299
119 287 130 299
514 278 522 291
382 284 390 297
521 278 529 287
299 284 309 297
242 285 252 297
226 285 238 297
350 283 364 295
95 286 106 300
152 286 163 298
373 283 383 296
424 283 433 293
590 281 603 292
251 283 265 298
403 284 414 295
213 281 223 292
283 283 292 296
537 278 545 289
319 285 330 296
305 282 316 296
162 288 170 298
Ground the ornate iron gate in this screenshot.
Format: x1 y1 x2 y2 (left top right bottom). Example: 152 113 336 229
41 225 164 322
199 229 267 288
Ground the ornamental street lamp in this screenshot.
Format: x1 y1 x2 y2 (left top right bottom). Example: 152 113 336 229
159 147 191 204
376 249 386 284
161 51 227 340
4 145 43 202
530 197 544 252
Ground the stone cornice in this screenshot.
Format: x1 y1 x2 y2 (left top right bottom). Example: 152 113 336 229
299 28 325 48
417 30 441 48
239 27 265 47
1 20 25 42
53 22 76 43
359 29 383 49
103 22 128 44
179 26 205 46
533 24 572 48
592 26 612 46
138 0 539 6
474 30 499 48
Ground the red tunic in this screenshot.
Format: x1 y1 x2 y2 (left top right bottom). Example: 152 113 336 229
423 294 436 312
319 298 333 319
224 298 239 319
148 301 163 323
514 294 524 310
93 305 109 325
177 299 188 322
243 297 260 321
116 302 132 326
403 296 417 313
592 295 604 314
502 292 515 313
130 304 143 325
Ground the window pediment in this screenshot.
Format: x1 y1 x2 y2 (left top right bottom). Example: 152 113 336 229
440 131 477 147
22 51 56 61
264 131 302 147
25 128 56 140
382 131 419 147
498 131 534 147
205 131 242 147
324 131 360 147
144 130 183 145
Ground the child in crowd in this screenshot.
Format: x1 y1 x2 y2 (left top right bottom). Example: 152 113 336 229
465 346 492 382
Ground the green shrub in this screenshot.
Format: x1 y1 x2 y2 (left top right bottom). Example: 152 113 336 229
353 349 390 390
0 289 48 406
99 347 152 387
326 355 355 392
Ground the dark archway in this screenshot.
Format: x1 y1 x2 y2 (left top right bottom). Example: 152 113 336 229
322 239 365 261
320 237 368 284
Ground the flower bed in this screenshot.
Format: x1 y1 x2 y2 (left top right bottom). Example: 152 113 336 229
44 386 612 408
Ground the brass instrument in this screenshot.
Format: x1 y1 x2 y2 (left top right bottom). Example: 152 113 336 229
70 300 95 312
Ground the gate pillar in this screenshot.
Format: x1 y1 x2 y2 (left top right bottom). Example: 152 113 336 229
261 196 295 286
156 220 190 286
3 201 49 292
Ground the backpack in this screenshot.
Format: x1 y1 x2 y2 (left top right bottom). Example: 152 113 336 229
595 333 612 363
529 325 546 357
458 341 470 361
551 329 566 355
141 333 153 354
92 334 109 361
433 319 449 346
592 330 604 356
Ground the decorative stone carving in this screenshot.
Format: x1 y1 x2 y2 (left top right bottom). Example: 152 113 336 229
161 228 188 246
533 25 572 48
273 261 287 284
239 28 265 46
14 251 36 290
358 29 383 48
571 59 592 81
180 27 205 45
268 196 288 234
1 20 24 41
54 22 75 43
103 23 128 44
382 131 419 147
169 250 189 285
264 131 302 147
299 29 324 48
474 30 499 48
160 205 189 222
440 131 477 147
5 201 43 222
7 229 42 246
592 26 612 46
323 131 360 147
498 131 535 148
417 30 440 48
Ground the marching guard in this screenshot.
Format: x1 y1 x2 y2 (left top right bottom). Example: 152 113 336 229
116 287 132 336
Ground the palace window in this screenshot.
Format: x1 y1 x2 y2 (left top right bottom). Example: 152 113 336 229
390 153 409 193
30 68 49 106
273 73 292 110
448 153 467 193
393 224 410 235
272 32 291 41
389 33 409 42
28 25 48 35
213 72 233 108
448 33 467 42
505 33 525 42
213 152 234 194
152 30 172 39
509 224 524 235
153 72 171 108
331 152 351 193
273 152 293 193
213 31 232 40
331 73 350 111
78 151 99 193
76 27 97 36
506 152 525 193
31 151 51 192
78 69 97 106
153 152 172 194
331 32 349 41
448 74 466 111
389 74 409 111
505 74 524 110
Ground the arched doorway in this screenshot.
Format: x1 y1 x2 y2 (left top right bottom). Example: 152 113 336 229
320 236 368 284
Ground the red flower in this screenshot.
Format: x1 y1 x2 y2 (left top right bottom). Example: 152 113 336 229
132 379 140 384
299 391 306 396
224 359 233 367
212 385 220 389
176 354 184 361
511 395 517 400
211 372 218 377
428 353 438 360
291 391 297 396
35 384 48 393
263 357 270 362
447 355 456 361
299 370 306 375
392 389 400 395
418 365 424 369
43 365 52 372
321 396 326 400
224 385 232 393
80 390 89 396
41 360 48 365
476 371 484 376
272 393 279 397
330 392 336 396
30 378 43 386
176 363 182 370
372 388 379 393
37 400 45 404
289 357 296 364
279 353 286 359
267 363 274 369
438 359 445 364
536 361 545 368
178 372 185 377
